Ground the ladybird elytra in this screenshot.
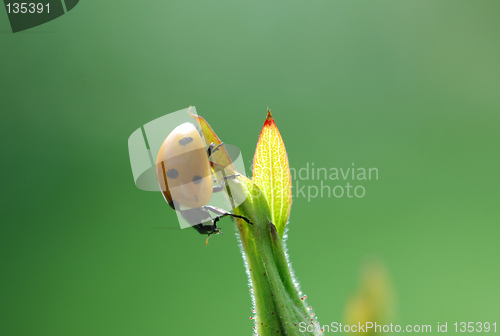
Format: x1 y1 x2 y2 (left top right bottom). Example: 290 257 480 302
156 122 213 210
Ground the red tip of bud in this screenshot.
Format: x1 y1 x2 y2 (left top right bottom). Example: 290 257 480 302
264 109 274 127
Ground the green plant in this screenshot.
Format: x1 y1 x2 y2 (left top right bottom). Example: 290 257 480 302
195 111 322 336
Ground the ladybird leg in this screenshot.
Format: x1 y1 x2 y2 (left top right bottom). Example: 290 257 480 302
213 213 253 226
223 174 240 180
228 213 253 225
207 142 225 158
212 213 230 228
212 215 222 227
207 143 215 157
204 205 253 225
212 177 229 193
212 173 240 194
207 142 224 158
212 185 224 193
212 142 224 153
213 221 224 235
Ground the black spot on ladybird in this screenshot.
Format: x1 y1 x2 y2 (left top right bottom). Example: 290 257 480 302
193 175 202 184
167 169 179 179
178 137 193 146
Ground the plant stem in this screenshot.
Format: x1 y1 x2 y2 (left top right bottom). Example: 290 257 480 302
232 177 322 336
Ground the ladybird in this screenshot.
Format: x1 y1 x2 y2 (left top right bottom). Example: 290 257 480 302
155 122 252 241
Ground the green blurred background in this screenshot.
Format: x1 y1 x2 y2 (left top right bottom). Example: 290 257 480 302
1 1 499 335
